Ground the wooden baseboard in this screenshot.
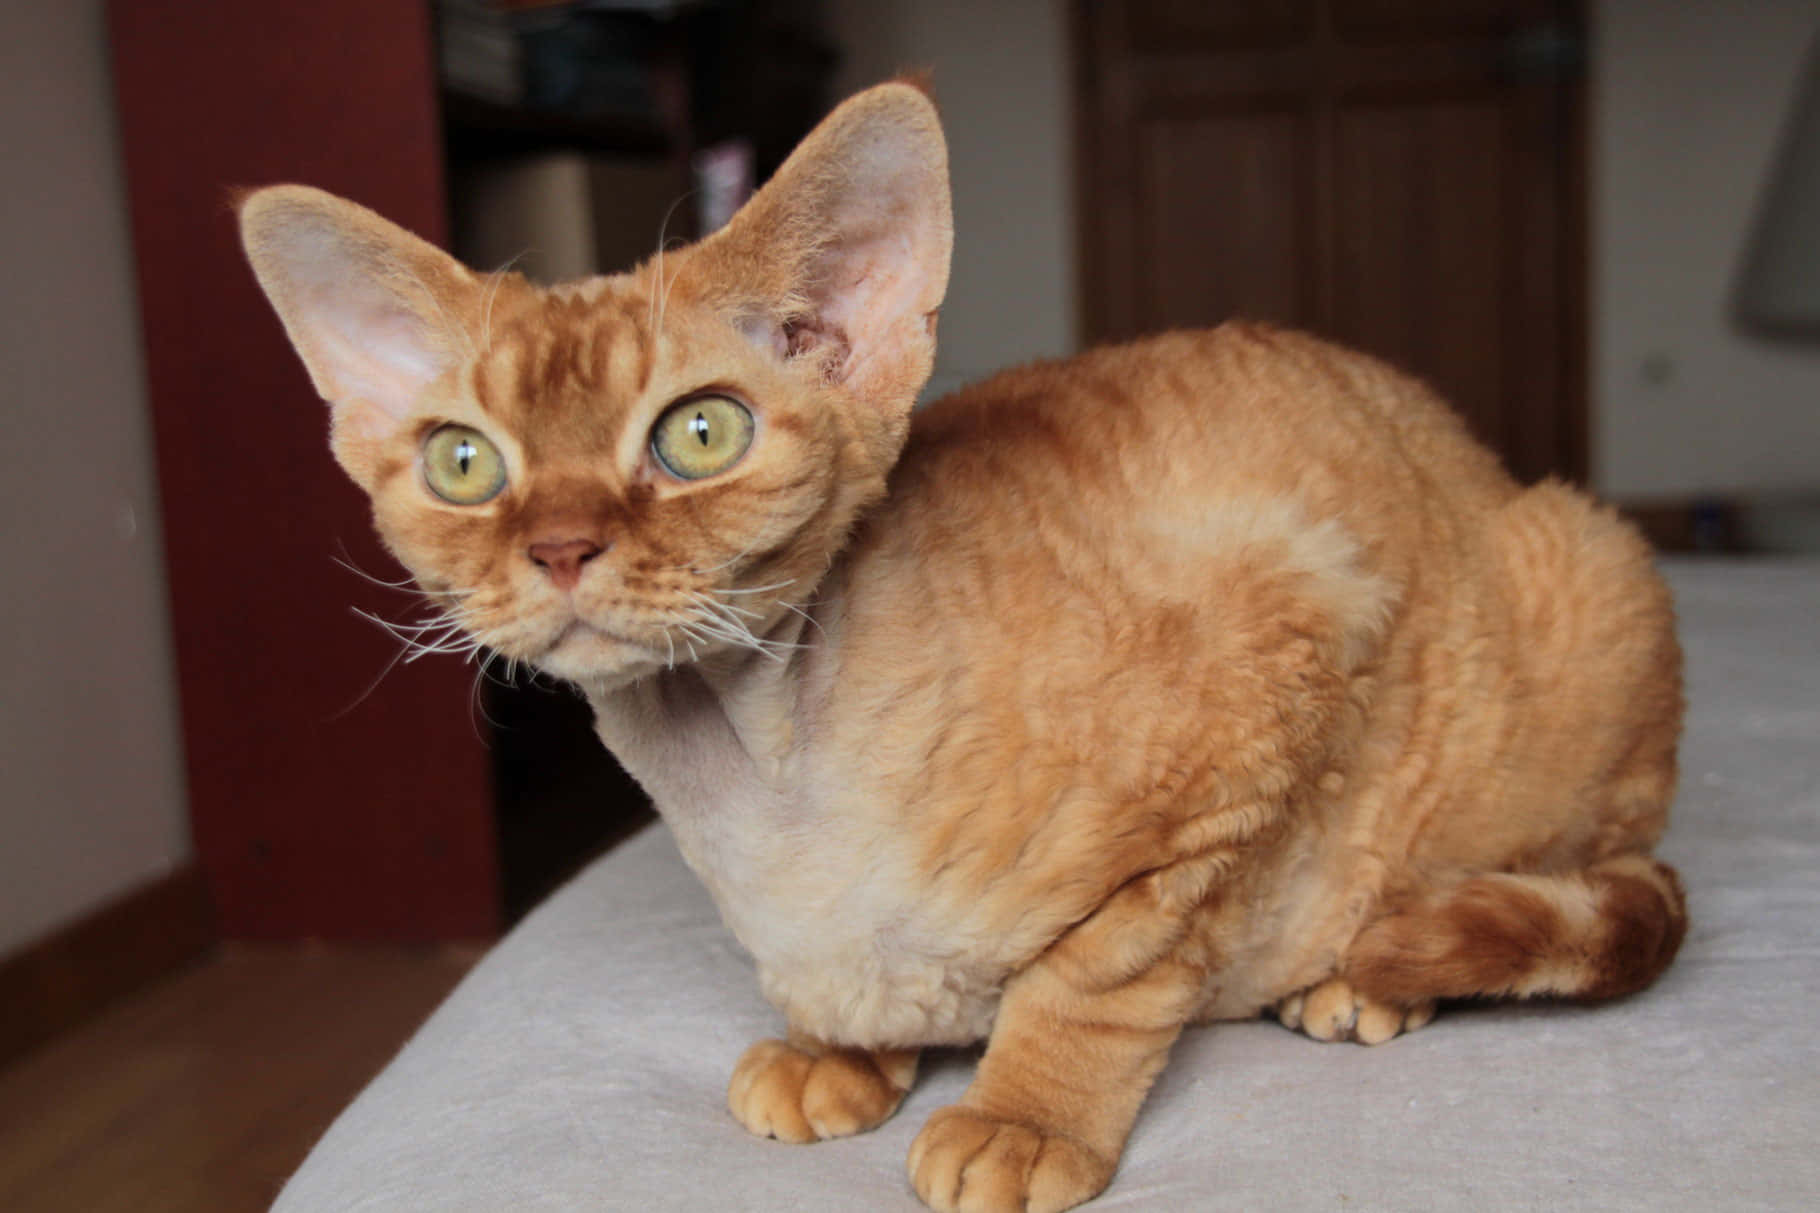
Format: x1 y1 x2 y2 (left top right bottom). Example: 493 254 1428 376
0 865 216 1068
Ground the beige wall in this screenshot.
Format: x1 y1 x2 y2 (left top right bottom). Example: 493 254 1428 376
0 3 191 957
825 0 1078 398
1593 0 1820 500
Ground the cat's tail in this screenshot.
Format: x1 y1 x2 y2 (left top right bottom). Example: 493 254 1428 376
1343 855 1687 1006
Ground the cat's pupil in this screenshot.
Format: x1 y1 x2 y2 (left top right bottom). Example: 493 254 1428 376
692 412 710 445
456 441 474 474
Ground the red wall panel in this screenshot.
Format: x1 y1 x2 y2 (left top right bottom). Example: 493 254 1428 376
109 0 500 938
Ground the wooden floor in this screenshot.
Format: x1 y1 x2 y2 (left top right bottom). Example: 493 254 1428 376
0 945 475 1213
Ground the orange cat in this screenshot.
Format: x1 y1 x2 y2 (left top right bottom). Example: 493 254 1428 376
239 83 1685 1213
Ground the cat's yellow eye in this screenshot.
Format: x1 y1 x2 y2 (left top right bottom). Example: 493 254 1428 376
651 395 755 481
422 424 508 505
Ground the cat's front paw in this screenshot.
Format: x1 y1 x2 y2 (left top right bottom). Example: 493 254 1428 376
727 1038 915 1143
907 1105 1113 1213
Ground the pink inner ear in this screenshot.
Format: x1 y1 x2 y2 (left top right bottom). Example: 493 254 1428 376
247 201 464 425
815 226 940 389
277 241 456 425
309 296 448 422
738 314 792 360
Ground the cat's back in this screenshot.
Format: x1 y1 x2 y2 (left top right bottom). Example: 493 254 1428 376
879 322 1514 567
821 322 1514 759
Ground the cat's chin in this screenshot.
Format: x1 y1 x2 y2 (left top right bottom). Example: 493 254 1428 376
533 621 669 687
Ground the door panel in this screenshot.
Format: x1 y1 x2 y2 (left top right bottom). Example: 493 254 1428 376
1075 0 1587 484
1128 0 1316 50
1332 97 1508 443
1332 0 1554 39
1139 108 1312 329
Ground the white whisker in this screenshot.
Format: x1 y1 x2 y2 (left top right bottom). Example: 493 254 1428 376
354 611 466 639
396 263 476 363
332 639 412 720
698 594 764 621
352 598 490 668
712 579 799 596
674 590 806 666
780 600 826 639
649 189 694 345
480 251 528 352
467 663 504 744
333 554 419 590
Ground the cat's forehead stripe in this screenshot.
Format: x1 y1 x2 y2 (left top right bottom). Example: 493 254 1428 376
468 290 656 429
611 295 656 394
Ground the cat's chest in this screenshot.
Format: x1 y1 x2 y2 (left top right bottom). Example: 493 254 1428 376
674 776 1004 1047
586 675 1003 1047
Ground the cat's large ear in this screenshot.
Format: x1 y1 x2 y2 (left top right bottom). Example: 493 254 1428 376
687 81 952 416
238 186 479 474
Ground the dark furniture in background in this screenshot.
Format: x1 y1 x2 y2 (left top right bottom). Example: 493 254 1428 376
1075 0 1589 485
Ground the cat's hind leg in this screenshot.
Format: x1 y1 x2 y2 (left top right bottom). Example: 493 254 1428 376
727 1034 919 1143
1339 854 1687 1014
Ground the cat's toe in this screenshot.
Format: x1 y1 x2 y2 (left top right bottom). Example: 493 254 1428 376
728 1038 910 1143
1354 995 1435 1044
1300 978 1361 1041
907 1106 1112 1213
1280 979 1435 1045
1353 998 1407 1045
729 1039 817 1142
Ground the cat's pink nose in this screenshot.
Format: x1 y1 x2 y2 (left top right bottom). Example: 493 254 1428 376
528 538 604 591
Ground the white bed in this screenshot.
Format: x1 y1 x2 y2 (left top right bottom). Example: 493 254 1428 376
274 560 1820 1210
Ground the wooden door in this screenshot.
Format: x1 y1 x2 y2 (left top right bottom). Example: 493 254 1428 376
109 0 500 939
1074 0 1587 484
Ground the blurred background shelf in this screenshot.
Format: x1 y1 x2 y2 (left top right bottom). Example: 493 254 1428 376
441 89 676 159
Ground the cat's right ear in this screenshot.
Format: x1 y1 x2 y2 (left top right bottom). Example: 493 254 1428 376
238 186 478 478
683 82 953 427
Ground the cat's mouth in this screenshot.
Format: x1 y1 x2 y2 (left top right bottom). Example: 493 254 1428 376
536 619 666 683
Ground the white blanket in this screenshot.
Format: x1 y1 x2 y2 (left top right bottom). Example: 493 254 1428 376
275 560 1820 1210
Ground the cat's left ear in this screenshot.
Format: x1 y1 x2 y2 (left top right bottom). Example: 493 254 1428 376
238 186 480 481
688 81 953 416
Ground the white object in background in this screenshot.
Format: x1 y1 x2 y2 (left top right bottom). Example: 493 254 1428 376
693 140 754 236
1737 34 1820 336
